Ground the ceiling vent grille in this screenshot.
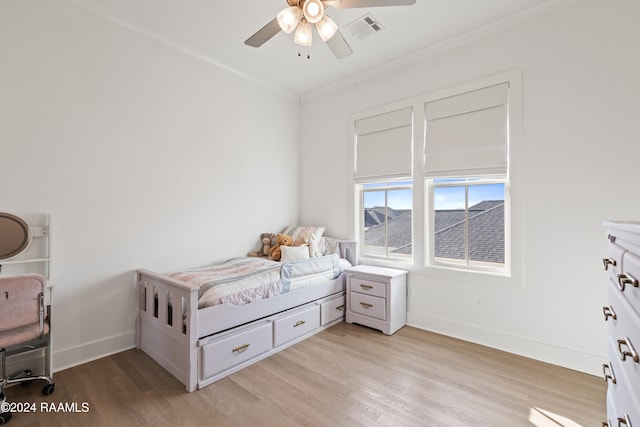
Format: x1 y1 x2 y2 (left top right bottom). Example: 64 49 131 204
344 14 384 40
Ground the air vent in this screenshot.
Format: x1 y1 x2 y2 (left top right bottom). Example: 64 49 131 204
344 14 384 40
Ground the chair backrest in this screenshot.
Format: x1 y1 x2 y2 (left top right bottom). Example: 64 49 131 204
0 274 47 332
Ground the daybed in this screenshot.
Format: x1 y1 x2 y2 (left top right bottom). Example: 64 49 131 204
136 233 356 392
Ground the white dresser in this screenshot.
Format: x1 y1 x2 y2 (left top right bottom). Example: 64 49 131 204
602 221 640 427
344 265 407 335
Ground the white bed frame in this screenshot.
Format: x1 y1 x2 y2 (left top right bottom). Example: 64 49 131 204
136 241 356 392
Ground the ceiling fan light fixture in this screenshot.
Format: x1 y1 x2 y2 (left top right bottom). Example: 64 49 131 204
277 6 302 33
316 15 338 41
294 19 312 46
302 0 324 24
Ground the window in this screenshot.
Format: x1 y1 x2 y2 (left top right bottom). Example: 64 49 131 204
424 82 511 273
429 178 507 271
360 180 413 259
350 72 518 272
353 106 413 262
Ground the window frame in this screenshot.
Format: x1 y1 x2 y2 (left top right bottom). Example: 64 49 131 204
357 178 414 262
348 69 521 277
426 176 510 275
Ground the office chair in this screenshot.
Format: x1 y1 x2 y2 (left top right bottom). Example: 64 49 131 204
0 274 55 424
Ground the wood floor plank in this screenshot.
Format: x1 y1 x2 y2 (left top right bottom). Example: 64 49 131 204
4 323 606 426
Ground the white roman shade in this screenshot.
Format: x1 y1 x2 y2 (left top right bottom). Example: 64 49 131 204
424 82 509 177
354 107 413 181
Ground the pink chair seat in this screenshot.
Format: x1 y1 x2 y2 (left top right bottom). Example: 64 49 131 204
0 322 49 349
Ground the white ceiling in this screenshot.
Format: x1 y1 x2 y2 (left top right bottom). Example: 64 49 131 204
71 0 580 95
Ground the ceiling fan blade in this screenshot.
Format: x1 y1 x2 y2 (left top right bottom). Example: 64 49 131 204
244 18 281 47
324 0 415 9
326 29 353 59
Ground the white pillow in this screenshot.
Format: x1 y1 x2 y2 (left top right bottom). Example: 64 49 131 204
280 245 310 262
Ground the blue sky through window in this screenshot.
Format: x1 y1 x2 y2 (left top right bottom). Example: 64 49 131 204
435 183 504 210
363 181 412 210
362 181 504 211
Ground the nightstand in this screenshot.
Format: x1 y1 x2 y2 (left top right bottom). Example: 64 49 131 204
344 265 407 335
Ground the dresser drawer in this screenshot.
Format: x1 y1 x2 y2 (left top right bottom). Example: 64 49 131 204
320 295 345 326
608 281 640 349
620 251 640 315
273 304 320 347
350 292 386 320
607 283 640 405
200 321 272 381
349 276 386 298
607 339 640 426
605 242 626 285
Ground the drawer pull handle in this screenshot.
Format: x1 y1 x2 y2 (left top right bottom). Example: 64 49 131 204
360 284 373 290
617 414 632 426
293 320 306 327
602 420 611 427
336 305 345 311
603 305 617 321
617 273 639 292
617 337 639 363
360 302 373 308
232 343 250 354
602 258 616 270
602 363 616 384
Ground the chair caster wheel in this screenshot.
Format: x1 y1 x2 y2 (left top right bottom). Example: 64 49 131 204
0 412 11 425
41 384 55 396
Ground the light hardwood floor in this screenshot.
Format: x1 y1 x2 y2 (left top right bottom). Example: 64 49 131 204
6 323 605 426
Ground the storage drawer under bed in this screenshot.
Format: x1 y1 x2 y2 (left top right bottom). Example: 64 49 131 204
199 320 272 381
273 304 320 347
320 294 345 326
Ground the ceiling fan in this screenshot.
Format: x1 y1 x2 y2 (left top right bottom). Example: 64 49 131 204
244 0 416 59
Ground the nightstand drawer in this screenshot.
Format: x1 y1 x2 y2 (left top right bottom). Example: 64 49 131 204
350 292 386 320
349 277 386 298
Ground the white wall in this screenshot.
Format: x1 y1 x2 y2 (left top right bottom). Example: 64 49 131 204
0 1 301 370
299 0 640 375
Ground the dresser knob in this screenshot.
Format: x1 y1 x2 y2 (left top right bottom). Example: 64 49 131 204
617 337 639 363
602 363 616 384
617 273 639 292
603 306 617 321
603 258 617 270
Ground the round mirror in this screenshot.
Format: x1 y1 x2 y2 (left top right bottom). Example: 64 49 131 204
0 212 32 260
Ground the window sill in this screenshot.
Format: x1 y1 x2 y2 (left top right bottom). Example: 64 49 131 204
357 256 414 270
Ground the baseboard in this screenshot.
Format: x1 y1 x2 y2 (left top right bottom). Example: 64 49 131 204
407 312 607 377
52 331 136 373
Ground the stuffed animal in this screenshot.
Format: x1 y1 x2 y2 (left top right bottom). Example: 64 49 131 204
269 233 293 261
304 233 321 258
248 232 276 257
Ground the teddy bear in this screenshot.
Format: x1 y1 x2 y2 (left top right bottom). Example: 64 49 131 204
247 232 276 257
268 233 292 261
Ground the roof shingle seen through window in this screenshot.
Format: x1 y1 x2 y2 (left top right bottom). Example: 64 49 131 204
364 201 504 262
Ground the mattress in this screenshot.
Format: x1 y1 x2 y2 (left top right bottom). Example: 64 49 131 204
169 255 349 309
